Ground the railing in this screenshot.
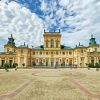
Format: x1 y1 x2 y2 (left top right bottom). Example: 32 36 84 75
0 52 16 55
87 52 100 55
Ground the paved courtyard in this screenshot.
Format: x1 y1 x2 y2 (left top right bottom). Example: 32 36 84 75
0 68 100 100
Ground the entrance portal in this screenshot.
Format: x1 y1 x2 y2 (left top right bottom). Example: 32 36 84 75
1 60 5 67
51 62 54 67
9 60 13 68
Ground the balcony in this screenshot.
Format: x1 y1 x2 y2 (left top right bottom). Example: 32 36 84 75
87 51 100 55
0 52 16 55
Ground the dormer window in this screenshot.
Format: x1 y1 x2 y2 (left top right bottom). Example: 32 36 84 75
95 48 97 52
7 48 10 52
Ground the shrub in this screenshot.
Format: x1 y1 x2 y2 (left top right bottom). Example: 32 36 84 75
22 63 25 67
4 63 9 72
13 63 18 70
32 62 36 66
95 63 99 68
87 63 94 68
95 63 99 71
13 63 18 68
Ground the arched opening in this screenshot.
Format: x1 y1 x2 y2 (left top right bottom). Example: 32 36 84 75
56 42 58 48
51 39 54 48
46 40 48 48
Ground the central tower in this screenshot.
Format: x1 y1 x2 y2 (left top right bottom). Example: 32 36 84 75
43 30 61 50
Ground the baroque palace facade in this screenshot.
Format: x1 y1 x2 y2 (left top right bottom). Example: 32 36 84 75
0 30 100 68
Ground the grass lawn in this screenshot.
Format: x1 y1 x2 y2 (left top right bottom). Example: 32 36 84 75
0 68 100 100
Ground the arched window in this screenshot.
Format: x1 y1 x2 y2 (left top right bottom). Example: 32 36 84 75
7 48 10 52
46 40 48 48
56 39 59 48
56 42 58 48
51 39 54 48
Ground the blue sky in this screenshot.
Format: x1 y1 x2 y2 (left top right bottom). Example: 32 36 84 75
0 0 100 51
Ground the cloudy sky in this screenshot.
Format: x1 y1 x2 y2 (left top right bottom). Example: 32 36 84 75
0 0 100 51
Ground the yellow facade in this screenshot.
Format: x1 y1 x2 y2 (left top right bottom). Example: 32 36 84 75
0 31 100 68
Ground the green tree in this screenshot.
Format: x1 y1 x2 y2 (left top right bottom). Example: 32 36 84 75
13 63 18 71
87 63 91 70
4 63 9 72
22 63 25 68
95 63 99 71
32 62 36 67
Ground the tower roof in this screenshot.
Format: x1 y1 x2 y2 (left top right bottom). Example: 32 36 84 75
5 34 16 47
89 34 97 46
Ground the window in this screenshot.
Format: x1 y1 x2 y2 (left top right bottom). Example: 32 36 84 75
95 48 97 52
62 52 65 55
21 49 23 54
33 52 35 55
51 52 53 54
56 39 59 48
56 42 58 48
46 52 48 55
7 48 10 52
56 52 58 55
81 58 83 61
40 52 42 55
46 40 48 48
51 39 54 48
81 49 83 53
1 60 5 67
69 52 72 55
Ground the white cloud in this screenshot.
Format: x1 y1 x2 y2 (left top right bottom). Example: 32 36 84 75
0 1 45 51
39 0 100 47
59 0 70 7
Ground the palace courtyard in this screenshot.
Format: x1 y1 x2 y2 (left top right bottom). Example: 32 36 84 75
0 68 100 100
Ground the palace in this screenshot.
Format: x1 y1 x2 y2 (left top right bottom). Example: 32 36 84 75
0 30 100 68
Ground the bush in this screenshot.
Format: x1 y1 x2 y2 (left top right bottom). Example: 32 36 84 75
95 63 99 71
32 62 36 66
95 63 99 68
0 66 3 69
87 63 94 68
69 62 72 66
22 63 25 67
87 63 100 71
13 63 18 68
4 63 10 72
12 63 18 71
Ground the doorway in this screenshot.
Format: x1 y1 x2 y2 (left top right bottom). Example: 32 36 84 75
51 62 54 67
